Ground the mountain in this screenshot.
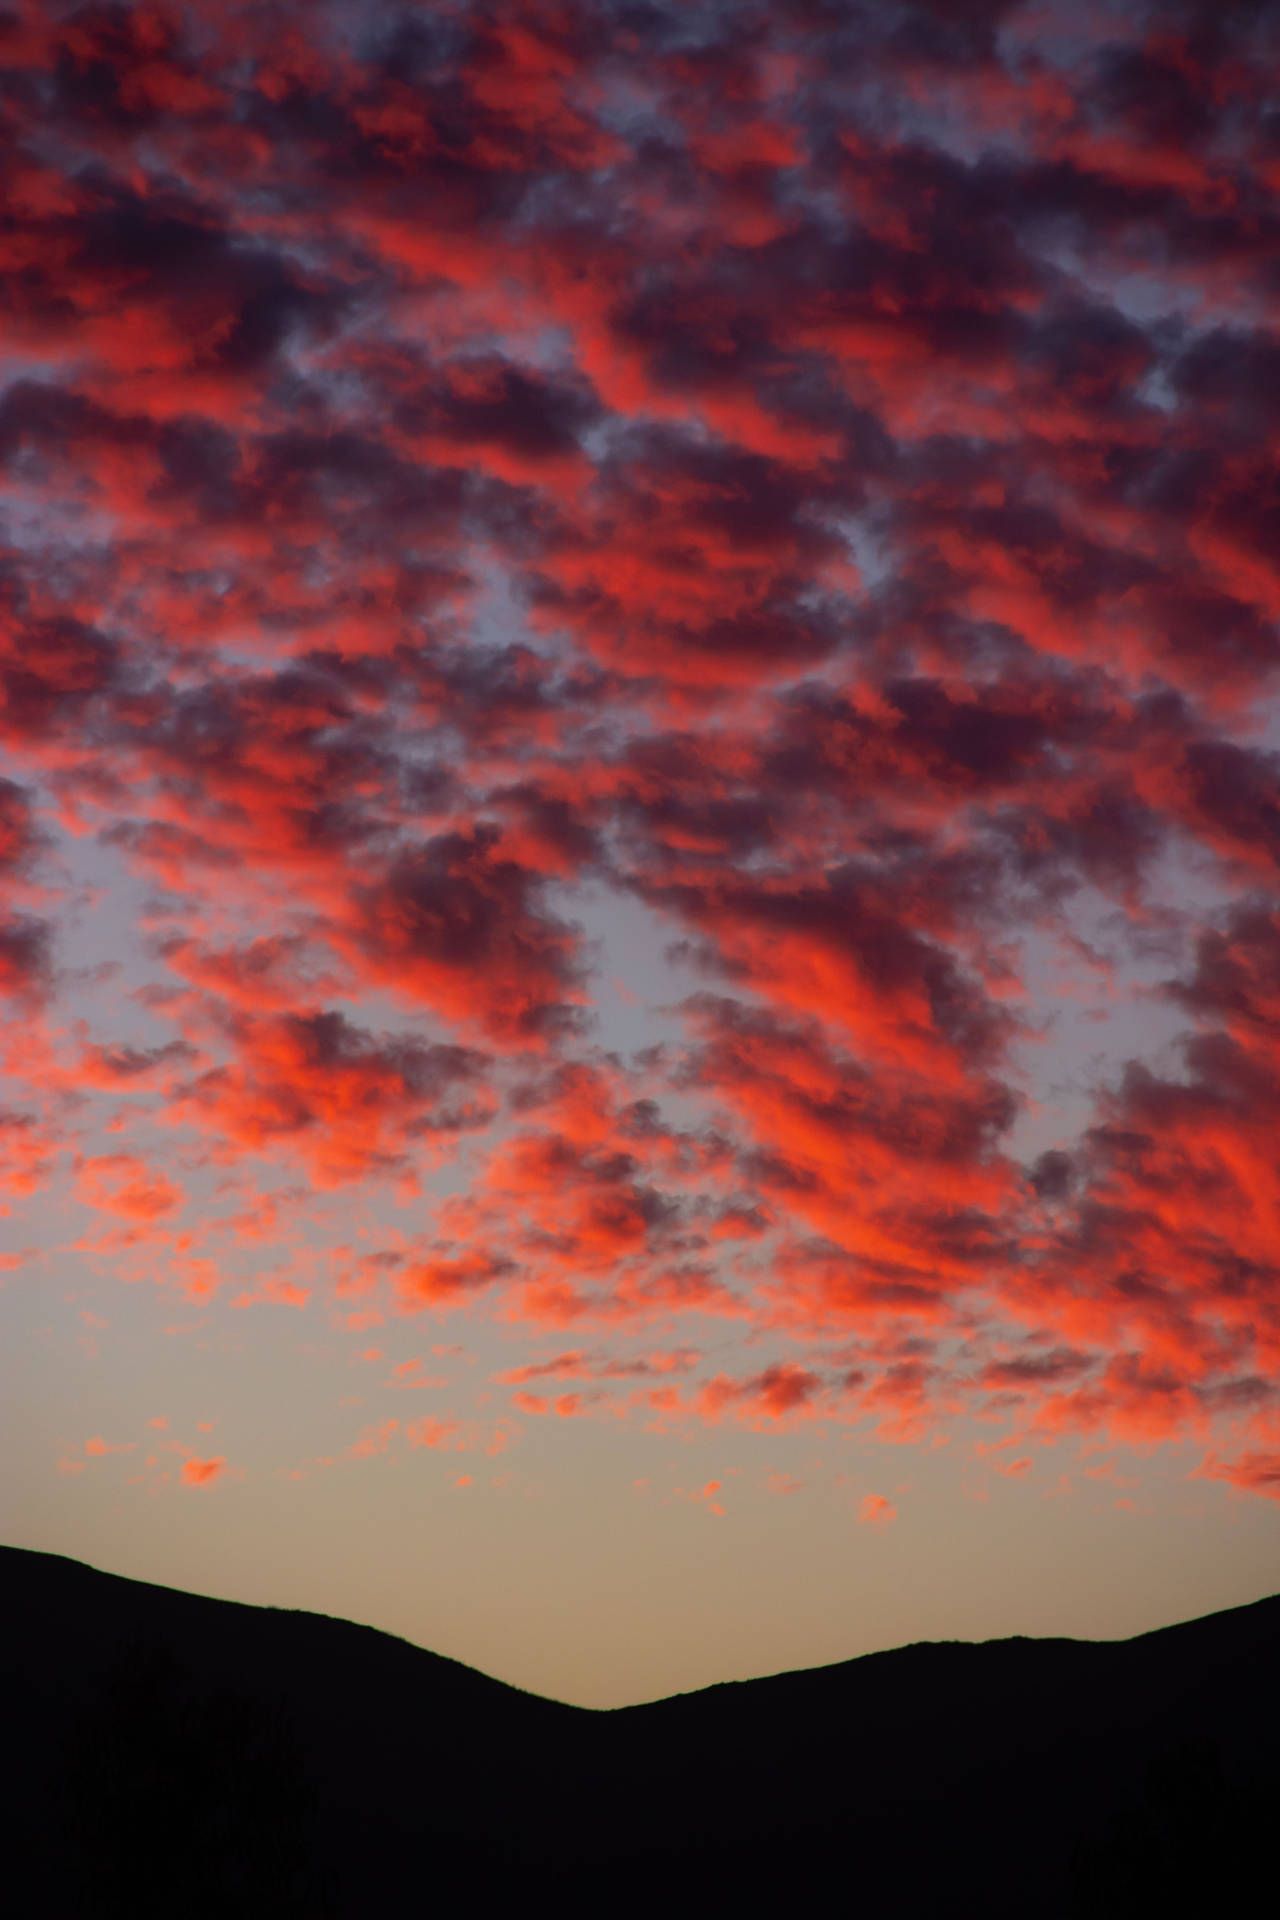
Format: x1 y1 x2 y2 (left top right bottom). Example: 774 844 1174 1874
3 1543 1276 1916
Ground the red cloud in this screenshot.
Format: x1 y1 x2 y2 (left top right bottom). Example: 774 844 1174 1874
172 1008 494 1187
75 1155 184 1221
697 1363 824 1426
859 1494 897 1527
181 1457 226 1487
405 1417 464 1451
396 1249 516 1312
348 828 586 1045
1198 1450 1280 1501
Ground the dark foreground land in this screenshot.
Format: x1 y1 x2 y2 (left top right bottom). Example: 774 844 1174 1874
2 1544 1276 1916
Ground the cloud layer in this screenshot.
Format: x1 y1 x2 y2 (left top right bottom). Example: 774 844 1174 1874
3 0 1280 1501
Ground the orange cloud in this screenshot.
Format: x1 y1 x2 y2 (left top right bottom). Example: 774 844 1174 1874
859 1494 897 1527
181 1456 226 1487
75 1155 184 1221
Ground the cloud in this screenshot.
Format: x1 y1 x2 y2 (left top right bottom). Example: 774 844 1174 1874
348 828 587 1044
181 1457 226 1487
0 917 52 1000
1198 1449 1280 1501
348 1419 399 1461
75 1155 184 1222
858 1494 897 1527
171 1008 495 1186
697 1363 824 1425
404 1416 467 1450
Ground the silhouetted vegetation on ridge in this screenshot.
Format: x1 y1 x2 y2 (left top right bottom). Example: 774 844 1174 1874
3 1545 1276 1915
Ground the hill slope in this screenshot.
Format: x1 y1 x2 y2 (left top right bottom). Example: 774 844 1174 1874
3 1544 1276 1915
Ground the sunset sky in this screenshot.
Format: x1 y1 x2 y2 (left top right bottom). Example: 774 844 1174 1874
3 0 1279 1709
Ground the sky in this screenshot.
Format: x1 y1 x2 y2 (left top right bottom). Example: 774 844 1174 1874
2 0 1279 1710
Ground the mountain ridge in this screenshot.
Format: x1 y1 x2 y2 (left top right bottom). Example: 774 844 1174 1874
4 1543 1276 1915
8 1539 1275 1706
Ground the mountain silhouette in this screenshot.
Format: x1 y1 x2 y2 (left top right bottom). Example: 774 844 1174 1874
3 1543 1275 1916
